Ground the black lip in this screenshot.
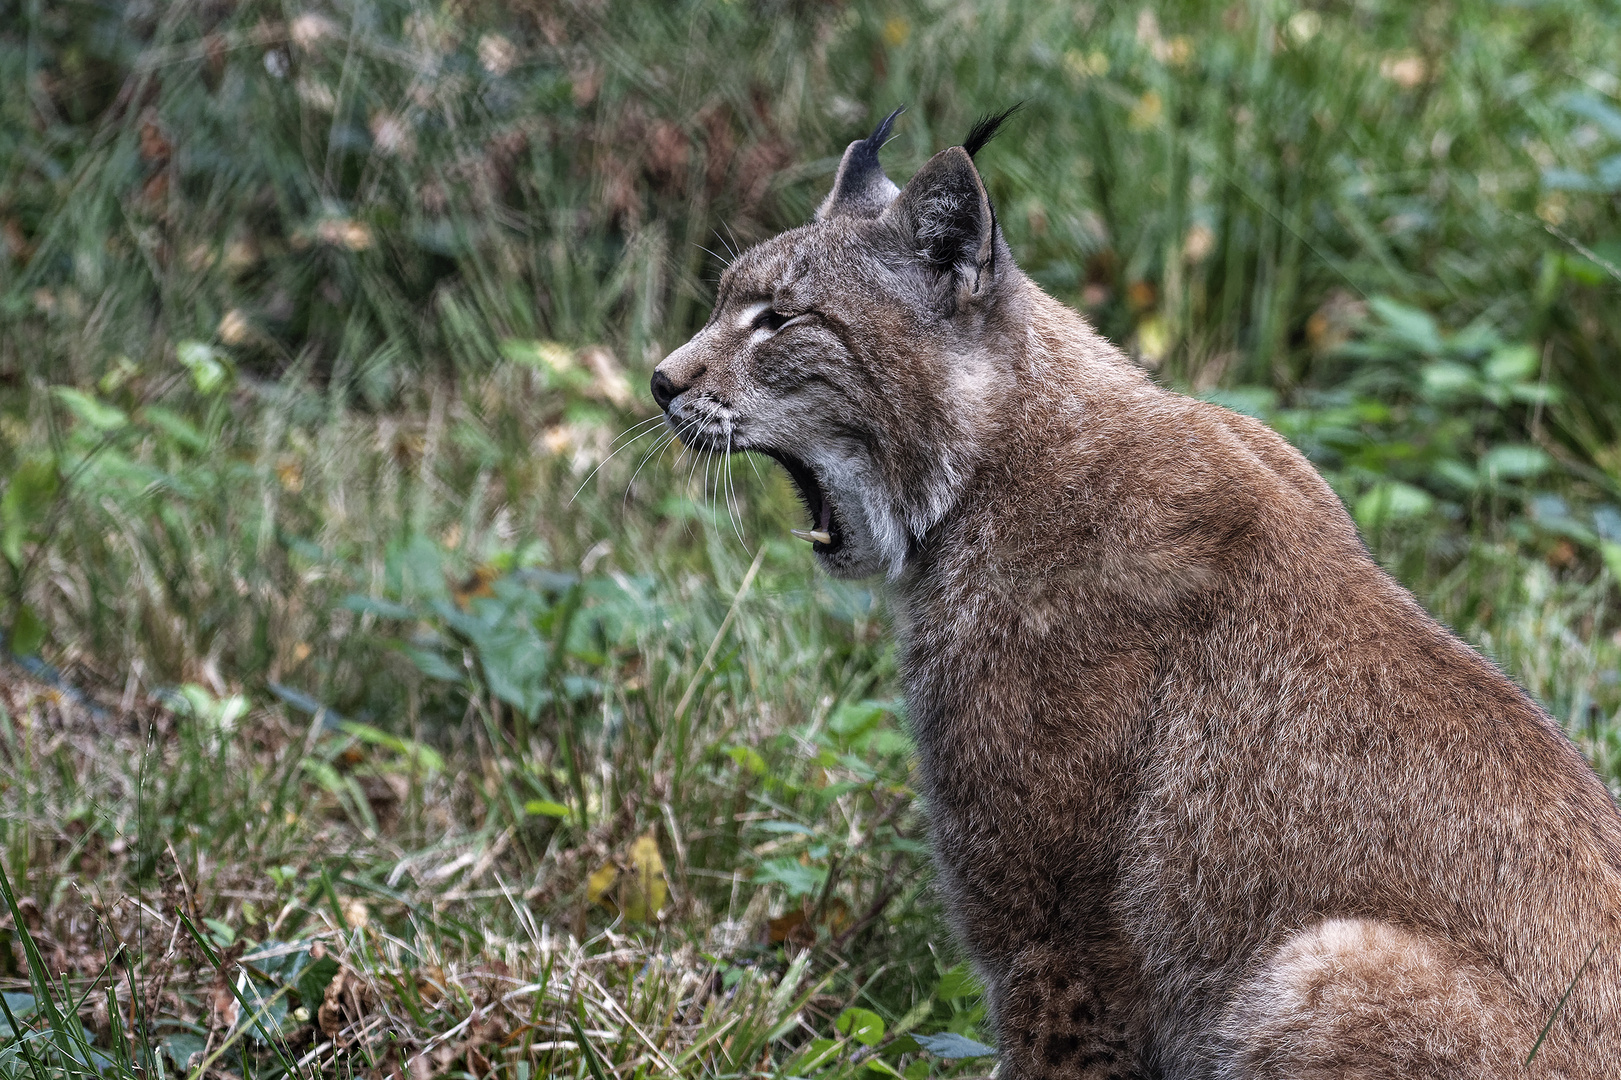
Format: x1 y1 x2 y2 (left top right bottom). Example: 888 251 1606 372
760 449 843 554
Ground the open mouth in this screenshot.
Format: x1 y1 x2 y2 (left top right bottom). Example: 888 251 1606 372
761 450 843 554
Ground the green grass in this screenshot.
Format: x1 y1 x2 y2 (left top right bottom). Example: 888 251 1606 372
2 0 1620 1076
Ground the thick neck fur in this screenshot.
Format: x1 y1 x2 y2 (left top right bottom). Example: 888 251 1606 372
894 279 1186 613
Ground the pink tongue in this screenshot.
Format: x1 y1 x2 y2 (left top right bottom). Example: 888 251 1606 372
818 499 833 532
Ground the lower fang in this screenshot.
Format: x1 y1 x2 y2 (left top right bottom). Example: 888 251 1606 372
791 529 833 545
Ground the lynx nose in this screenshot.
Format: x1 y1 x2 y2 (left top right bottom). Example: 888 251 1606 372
651 362 706 411
650 369 679 410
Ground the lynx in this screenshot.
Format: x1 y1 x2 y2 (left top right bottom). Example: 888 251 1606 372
651 110 1621 1078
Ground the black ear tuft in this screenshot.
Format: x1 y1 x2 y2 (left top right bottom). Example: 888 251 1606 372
844 106 903 180
962 103 1023 160
817 106 905 220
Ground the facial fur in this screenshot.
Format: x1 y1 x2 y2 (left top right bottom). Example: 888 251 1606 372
652 110 1018 579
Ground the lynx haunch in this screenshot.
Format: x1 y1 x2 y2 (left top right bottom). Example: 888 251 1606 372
651 109 1621 1078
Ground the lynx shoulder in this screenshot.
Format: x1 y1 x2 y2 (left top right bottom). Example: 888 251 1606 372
652 110 1621 1078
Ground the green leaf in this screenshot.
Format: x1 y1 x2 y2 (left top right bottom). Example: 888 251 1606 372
570 1007 613 1080
1 455 59 566
342 594 416 620
726 745 768 775
293 955 338 1009
98 355 140 394
835 1007 886 1047
754 858 827 898
1419 362 1478 400
935 963 984 1002
1483 344 1539 384
1448 322 1502 357
524 799 571 818
383 534 451 604
1479 445 1551 482
1601 542 1621 583
338 720 446 772
1351 399 1393 425
837 752 879 781
829 700 888 740
785 1037 841 1074
51 387 128 431
162 1032 207 1071
1354 481 1434 530
8 605 45 657
1430 460 1479 493
1 992 36 1019
1509 382 1563 407
141 405 209 452
756 821 815 836
1369 296 1444 356
238 976 291 1044
301 758 345 794
869 729 914 756
177 340 230 394
177 684 249 729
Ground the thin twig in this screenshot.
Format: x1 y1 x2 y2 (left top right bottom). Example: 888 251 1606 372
668 547 766 731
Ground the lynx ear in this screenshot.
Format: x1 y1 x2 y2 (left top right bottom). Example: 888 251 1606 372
888 146 1000 293
816 108 903 221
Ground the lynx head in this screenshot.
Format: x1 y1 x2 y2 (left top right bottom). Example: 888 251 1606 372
652 107 1025 579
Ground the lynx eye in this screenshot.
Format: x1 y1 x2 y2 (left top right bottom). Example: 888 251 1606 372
737 300 808 337
755 308 793 333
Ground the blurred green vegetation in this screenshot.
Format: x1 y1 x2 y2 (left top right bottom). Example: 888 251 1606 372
1 0 1620 1076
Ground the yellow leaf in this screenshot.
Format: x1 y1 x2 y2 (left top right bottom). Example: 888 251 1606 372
622 833 667 923
586 861 618 907
1135 316 1170 368
501 339 575 375
1129 90 1163 130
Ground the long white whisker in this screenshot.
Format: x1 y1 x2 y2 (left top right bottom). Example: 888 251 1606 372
706 448 720 526
712 228 736 262
625 430 678 508
570 415 667 504
673 429 706 543
684 435 706 496
688 446 713 545
666 430 693 470
718 443 728 508
626 411 701 508
610 413 668 447
725 432 748 548
666 414 703 470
